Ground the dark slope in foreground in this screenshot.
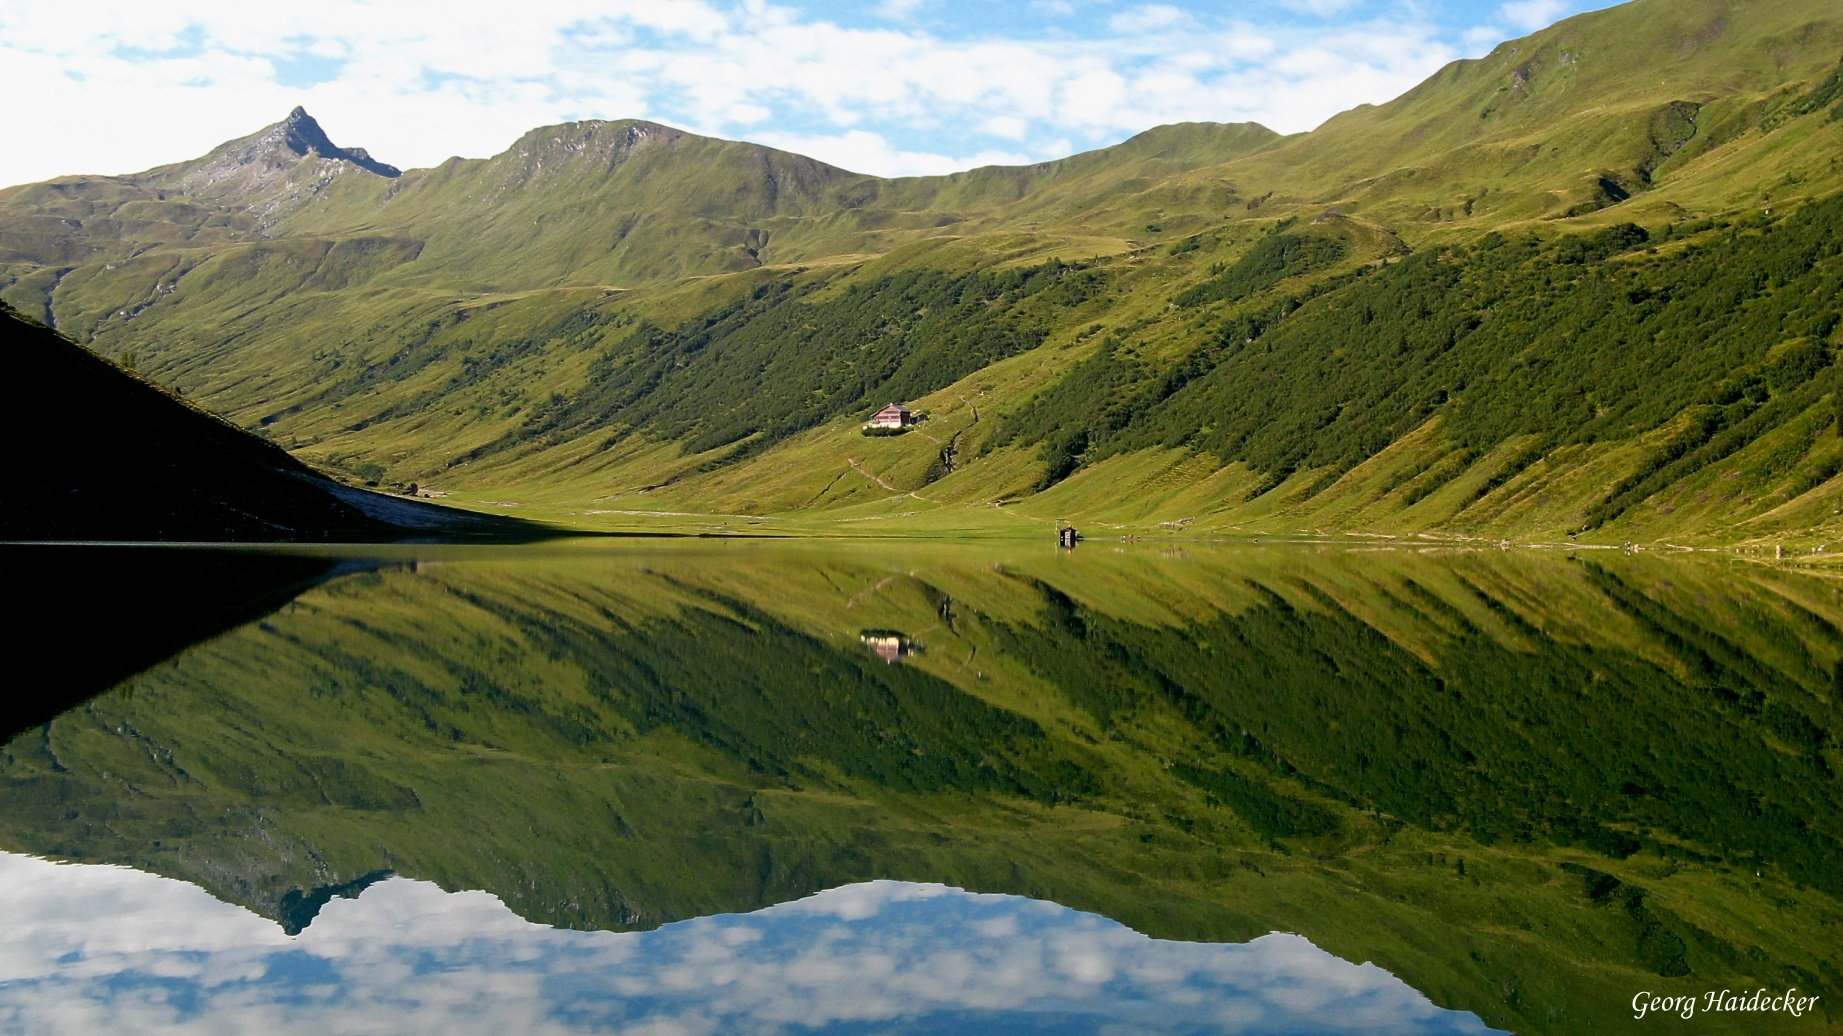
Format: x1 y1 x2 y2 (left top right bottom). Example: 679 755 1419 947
0 304 539 541
0 546 362 740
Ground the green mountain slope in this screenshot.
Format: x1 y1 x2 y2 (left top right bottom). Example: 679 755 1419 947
0 110 1280 305
2 0 1842 544
1157 0 1843 231
993 204 1843 533
0 303 536 541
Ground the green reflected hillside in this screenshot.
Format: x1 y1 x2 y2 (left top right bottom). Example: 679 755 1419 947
1 542 1837 1033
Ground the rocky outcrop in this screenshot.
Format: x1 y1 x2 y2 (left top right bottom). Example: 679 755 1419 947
131 107 399 224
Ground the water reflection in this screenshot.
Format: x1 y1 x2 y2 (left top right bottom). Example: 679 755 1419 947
0 546 359 741
860 629 920 664
0 540 1836 1034
0 853 1494 1035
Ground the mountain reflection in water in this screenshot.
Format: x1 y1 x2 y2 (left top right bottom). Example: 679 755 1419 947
0 854 1494 1035
0 540 1837 1035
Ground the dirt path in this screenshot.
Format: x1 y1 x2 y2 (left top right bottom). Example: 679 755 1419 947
847 458 901 492
800 469 853 508
846 458 940 505
837 396 986 505
845 575 898 609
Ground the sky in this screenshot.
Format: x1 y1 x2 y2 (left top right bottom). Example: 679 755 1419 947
0 856 1497 1034
0 0 1620 187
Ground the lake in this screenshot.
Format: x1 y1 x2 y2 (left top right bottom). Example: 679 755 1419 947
1 539 1837 1034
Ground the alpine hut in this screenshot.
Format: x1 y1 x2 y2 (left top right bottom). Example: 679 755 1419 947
866 403 915 430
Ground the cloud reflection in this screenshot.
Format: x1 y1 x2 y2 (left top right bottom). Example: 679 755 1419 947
0 853 1497 1035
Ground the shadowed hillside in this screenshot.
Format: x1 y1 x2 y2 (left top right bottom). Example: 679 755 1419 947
0 545 360 739
0 303 542 541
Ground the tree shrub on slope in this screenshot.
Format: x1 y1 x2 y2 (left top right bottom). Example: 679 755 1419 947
459 263 1092 467
999 199 1843 528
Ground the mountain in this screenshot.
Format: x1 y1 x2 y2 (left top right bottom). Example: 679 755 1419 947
0 109 1281 301
0 302 538 541
0 108 399 284
135 105 401 214
2 0 1842 545
1153 0 1843 230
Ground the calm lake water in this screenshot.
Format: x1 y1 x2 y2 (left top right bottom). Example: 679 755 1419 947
1 540 1837 1035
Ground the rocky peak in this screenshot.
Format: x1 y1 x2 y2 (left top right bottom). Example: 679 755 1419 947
128 107 402 223
276 107 401 178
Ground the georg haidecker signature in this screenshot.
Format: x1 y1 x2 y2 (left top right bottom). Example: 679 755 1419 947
1633 988 1821 1020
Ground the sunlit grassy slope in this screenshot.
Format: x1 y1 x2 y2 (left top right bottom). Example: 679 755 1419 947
3 0 1843 543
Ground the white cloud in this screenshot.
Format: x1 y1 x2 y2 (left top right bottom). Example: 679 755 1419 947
0 856 1498 1036
0 0 1467 188
877 0 927 19
1498 0 1568 32
750 129 1033 177
1461 25 1508 54
980 114 1030 140
1279 0 1368 15
1107 4 1194 34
